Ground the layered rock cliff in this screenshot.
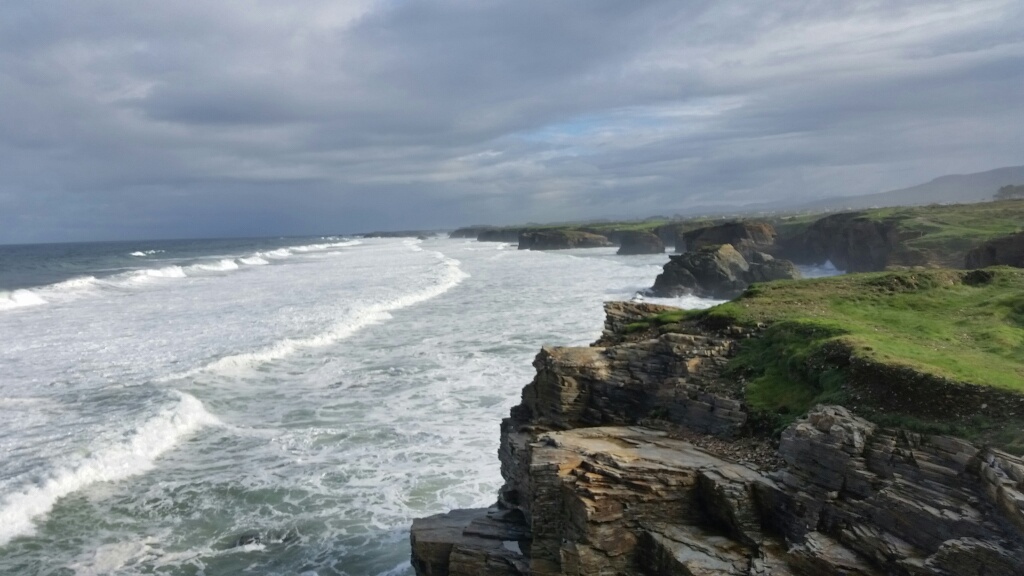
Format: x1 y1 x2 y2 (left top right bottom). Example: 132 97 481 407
519 231 614 251
777 213 929 272
410 302 1024 575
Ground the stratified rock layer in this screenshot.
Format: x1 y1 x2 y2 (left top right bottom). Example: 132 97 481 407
411 302 1024 575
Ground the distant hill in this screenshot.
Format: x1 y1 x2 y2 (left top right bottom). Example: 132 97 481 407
804 165 1024 211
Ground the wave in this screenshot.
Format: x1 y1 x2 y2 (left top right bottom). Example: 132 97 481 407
199 248 468 374
130 250 165 257
0 289 49 311
0 239 363 314
188 259 240 273
289 240 362 253
237 256 269 266
0 392 221 547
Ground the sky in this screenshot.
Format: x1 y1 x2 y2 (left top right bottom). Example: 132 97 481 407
1 0 1022 243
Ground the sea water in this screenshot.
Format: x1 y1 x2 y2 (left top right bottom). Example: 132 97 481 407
0 236 837 575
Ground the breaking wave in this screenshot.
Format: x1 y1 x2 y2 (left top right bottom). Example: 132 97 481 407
0 392 221 546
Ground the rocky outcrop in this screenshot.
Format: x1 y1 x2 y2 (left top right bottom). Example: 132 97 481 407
650 244 800 299
449 226 497 239
518 230 613 251
679 221 777 257
481 229 527 243
779 212 932 272
411 302 1024 576
616 231 666 255
965 232 1024 269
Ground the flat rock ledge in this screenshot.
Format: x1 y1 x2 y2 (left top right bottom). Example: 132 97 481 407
411 302 1024 576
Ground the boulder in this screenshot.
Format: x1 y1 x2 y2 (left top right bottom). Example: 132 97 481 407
679 221 776 257
616 231 666 255
651 244 750 299
965 232 1024 269
518 230 613 250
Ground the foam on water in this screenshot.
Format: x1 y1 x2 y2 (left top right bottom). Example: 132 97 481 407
200 247 468 374
0 392 221 547
0 237 751 575
189 259 241 273
0 239 362 313
0 289 48 310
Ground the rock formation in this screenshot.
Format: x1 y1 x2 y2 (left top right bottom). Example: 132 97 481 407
616 231 666 255
410 302 1024 576
965 232 1024 269
649 244 800 299
778 212 932 272
518 230 613 251
450 226 497 239
679 221 777 257
481 229 527 243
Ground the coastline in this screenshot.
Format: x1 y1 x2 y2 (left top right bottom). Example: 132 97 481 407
410 301 1024 575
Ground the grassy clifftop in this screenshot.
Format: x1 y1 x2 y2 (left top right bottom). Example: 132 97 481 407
636 268 1024 450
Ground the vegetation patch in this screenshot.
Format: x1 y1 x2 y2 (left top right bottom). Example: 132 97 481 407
853 200 1024 266
640 268 1024 449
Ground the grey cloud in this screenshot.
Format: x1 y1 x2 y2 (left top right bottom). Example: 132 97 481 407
0 0 1021 243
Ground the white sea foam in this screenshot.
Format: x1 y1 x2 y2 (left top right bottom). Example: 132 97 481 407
289 240 361 253
262 248 293 259
189 259 240 273
202 249 467 374
129 250 165 257
125 266 188 283
0 392 221 546
238 256 270 266
0 289 48 310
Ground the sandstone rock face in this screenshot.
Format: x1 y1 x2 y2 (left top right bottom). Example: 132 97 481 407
616 231 666 255
650 245 800 299
965 232 1024 269
518 230 613 250
411 302 1024 576
679 221 777 257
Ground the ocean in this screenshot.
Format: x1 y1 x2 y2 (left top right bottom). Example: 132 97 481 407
0 236 834 575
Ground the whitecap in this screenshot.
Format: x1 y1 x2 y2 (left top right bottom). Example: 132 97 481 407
0 289 48 311
196 250 468 374
0 392 221 546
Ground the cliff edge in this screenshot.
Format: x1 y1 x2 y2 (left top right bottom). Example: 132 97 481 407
411 272 1024 575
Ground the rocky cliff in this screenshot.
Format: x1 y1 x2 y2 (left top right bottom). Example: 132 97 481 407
519 231 614 251
410 302 1024 576
680 221 777 257
965 232 1024 269
778 213 928 272
617 231 666 255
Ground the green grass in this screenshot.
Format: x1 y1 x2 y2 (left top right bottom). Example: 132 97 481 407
713 268 1024 392
633 268 1024 443
857 200 1024 266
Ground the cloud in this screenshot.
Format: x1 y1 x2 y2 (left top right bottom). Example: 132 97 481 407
0 0 1021 242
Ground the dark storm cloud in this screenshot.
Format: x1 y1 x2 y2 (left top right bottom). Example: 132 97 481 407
0 0 1021 242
